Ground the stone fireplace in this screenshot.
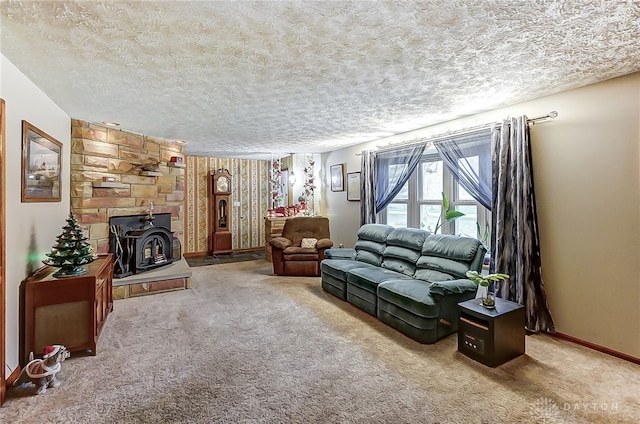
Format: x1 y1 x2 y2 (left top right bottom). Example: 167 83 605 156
71 119 190 298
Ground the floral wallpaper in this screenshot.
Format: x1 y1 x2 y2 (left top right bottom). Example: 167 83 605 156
184 156 270 255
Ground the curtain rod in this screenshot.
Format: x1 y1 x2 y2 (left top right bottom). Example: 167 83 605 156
357 111 558 155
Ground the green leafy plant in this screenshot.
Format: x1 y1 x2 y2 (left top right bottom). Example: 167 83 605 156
465 270 509 287
432 192 465 234
466 270 509 307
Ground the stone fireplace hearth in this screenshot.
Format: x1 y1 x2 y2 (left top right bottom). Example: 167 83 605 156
111 257 192 300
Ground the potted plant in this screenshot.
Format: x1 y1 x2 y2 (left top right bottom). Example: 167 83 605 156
465 270 509 308
431 192 465 234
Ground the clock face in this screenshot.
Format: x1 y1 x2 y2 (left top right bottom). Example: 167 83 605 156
216 176 229 193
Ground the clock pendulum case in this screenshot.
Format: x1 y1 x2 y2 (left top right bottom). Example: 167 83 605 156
210 169 233 254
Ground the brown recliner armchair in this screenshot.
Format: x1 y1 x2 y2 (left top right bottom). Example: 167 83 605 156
269 216 333 276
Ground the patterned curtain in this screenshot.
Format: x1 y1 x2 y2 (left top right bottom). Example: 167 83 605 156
491 116 555 333
360 150 376 225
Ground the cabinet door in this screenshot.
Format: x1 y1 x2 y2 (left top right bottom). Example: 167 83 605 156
95 277 105 335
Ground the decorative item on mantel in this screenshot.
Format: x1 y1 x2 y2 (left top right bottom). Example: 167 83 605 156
465 270 510 309
168 156 186 168
43 212 97 277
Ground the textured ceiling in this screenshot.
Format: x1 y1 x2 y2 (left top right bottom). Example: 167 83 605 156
1 1 639 160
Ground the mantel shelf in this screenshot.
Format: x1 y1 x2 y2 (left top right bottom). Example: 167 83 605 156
140 171 163 176
92 181 129 189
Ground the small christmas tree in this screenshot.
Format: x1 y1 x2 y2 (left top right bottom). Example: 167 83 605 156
43 212 97 277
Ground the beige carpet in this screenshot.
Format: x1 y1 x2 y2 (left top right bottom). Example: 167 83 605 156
2 260 639 423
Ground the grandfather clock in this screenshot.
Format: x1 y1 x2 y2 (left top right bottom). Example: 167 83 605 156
210 169 233 254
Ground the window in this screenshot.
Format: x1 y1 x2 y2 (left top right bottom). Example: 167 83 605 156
378 145 490 244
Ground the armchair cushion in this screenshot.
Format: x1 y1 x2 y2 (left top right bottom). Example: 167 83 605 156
269 237 292 250
282 216 331 247
316 238 333 249
301 238 318 248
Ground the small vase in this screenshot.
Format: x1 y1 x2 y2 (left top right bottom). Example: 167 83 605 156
482 286 496 309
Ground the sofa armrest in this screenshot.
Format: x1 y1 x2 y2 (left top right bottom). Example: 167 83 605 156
269 237 292 250
325 248 355 259
428 279 477 296
316 238 334 249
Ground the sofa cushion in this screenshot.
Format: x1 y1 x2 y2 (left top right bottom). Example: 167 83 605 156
354 239 387 266
413 268 456 282
416 234 486 279
357 223 394 243
380 228 429 276
422 234 481 260
386 227 430 250
377 279 440 318
414 257 469 280
354 249 384 266
349 224 394 266
321 259 376 281
354 239 387 255
347 267 411 292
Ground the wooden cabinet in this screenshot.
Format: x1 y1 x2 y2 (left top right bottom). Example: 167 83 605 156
458 297 525 367
21 254 114 365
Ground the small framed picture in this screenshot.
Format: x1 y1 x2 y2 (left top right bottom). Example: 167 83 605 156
21 120 62 202
330 164 344 192
347 172 361 201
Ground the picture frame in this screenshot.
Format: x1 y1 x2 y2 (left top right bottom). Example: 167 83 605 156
347 172 361 201
21 120 62 202
330 164 344 192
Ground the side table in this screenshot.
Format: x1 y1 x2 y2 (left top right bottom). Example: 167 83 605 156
457 297 525 367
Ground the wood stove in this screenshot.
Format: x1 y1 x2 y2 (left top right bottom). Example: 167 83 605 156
109 213 176 278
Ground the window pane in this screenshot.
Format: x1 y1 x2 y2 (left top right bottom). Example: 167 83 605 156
389 164 408 200
457 156 478 201
386 203 407 228
420 160 443 200
420 204 441 233
455 205 478 238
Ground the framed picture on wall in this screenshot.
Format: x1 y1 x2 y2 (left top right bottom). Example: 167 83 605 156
347 172 361 201
21 120 62 202
330 164 344 192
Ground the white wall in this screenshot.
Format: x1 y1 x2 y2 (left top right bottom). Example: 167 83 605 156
322 73 640 358
1 54 71 375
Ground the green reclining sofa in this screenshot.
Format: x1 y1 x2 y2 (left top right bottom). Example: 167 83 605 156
321 224 486 344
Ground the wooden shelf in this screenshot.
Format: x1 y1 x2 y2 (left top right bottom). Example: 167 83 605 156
167 162 186 168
